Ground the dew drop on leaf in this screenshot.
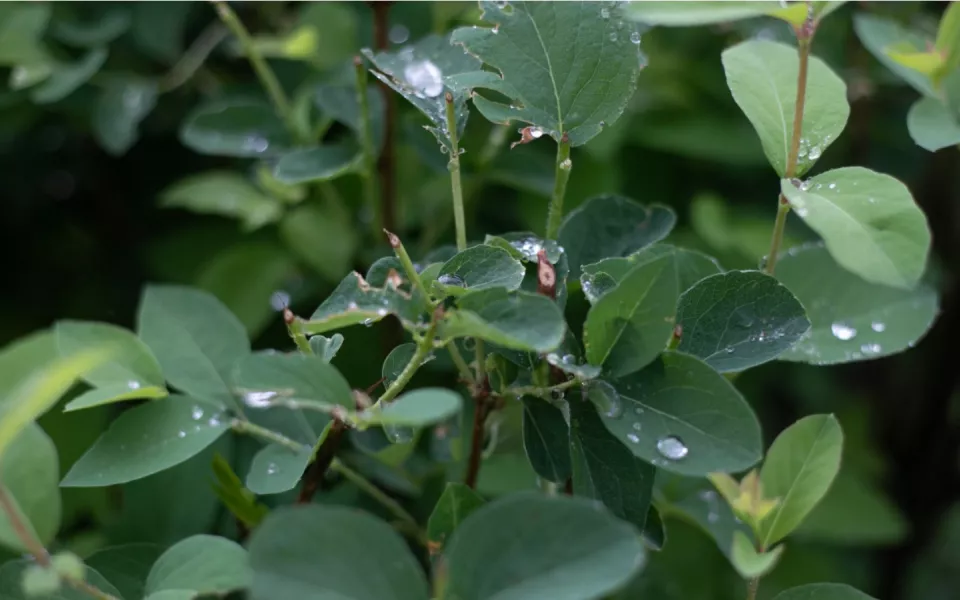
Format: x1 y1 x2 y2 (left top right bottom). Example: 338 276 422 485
437 273 465 287
127 380 141 390
384 423 414 444
177 430 186 439
630 32 641 45
243 390 278 408
266 462 279 475
656 435 689 460
403 59 444 98
871 321 886 332
191 406 204 420
830 322 857 341
626 432 640 444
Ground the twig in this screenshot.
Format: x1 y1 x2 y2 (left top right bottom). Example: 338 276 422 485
159 21 228 93
385 230 431 302
545 133 572 240
231 419 309 453
447 342 476 385
370 1 397 233
330 458 425 543
298 420 347 503
747 577 760 600
464 378 490 489
283 309 313 354
371 308 441 409
445 92 468 251
355 56 381 238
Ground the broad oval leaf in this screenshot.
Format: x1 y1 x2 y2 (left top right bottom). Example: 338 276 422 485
443 493 644 600
759 414 843 547
304 271 426 335
363 33 479 152
584 252 678 377
55 320 165 389
628 1 798 26
160 171 282 231
146 534 252 596
522 397 572 484
439 290 566 353
0 423 60 552
232 352 354 412
64 383 168 413
781 167 931 289
570 399 655 533
772 583 877 600
248 505 429 600
376 388 463 427
436 245 525 297
138 285 251 407
583 244 722 304
676 270 810 372
246 444 311 496
723 40 849 177
180 100 292 158
775 243 937 364
854 13 937 98
427 482 486 553
559 195 676 279
61 395 229 487
907 96 960 152
601 352 763 476
273 142 359 185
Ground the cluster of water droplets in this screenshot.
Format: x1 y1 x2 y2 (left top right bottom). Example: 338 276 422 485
177 404 224 439
699 489 720 524
828 320 886 358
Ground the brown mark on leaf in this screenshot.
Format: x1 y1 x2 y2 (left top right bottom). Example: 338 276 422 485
537 249 556 298
510 125 544 149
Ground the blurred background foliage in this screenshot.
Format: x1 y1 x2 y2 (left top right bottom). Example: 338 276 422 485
0 2 958 599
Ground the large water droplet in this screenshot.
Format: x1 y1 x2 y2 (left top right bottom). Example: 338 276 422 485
630 31 641 44
656 436 689 460
437 273 465 287
808 146 822 160
243 391 278 408
509 235 543 261
404 59 443 98
384 423 414 444
388 24 410 45
871 321 886 333
830 322 857 341
191 406 204 420
270 290 290 311
586 380 622 419
127 380 141 390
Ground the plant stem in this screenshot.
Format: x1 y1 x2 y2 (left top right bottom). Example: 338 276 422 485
447 342 475 385
508 377 581 400
284 309 313 354
231 419 309 453
159 22 228 93
445 92 468 251
355 56 381 238
465 394 486 489
298 420 347 503
385 230 431 302
545 134 572 240
473 339 486 385
372 310 440 408
331 458 425 542
763 199 792 274
211 1 296 137
747 577 760 600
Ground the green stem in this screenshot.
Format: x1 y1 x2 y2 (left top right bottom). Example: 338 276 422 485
211 1 297 137
330 458 425 543
158 22 228 93
763 200 792 274
445 92 467 251
231 419 309 453
508 377 581 400
284 311 313 354
473 339 486 386
373 314 440 408
447 342 475 385
747 577 760 600
355 56 381 237
385 230 431 303
545 134 572 240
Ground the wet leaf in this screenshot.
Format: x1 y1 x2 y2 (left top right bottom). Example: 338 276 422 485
435 245 525 297
273 142 359 185
376 388 463 427
522 398 571 484
63 383 168 413
303 272 426 335
55 320 165 389
180 100 292 158
439 289 566 353
161 171 283 231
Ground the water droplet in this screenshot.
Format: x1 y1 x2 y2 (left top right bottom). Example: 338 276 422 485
388 24 410 45
347 301 359 310
208 415 222 427
437 273 465 287
600 7 610 18
191 406 204 420
656 436 689 460
266 462 279 475
376 308 388 317
632 422 642 431
559 158 572 170
828 183 837 190
242 135 269 153
509 235 543 261
177 430 186 439
270 290 290 311
609 32 618 42
700 490 720 523
243 391 278 408
585 380 622 419
808 146 822 160
860 343 882 355
404 59 444 98
530 127 544 139
626 432 640 444
630 31 641 44
384 423 414 444
127 380 141 390
724 346 735 354
634 406 644 415
871 321 886 332
830 322 857 341
561 354 576 364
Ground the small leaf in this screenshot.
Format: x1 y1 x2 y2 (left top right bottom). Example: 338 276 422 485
145 534 252 596
85 543 164 600
907 96 960 152
722 40 849 177
443 493 644 600
30 47 107 104
232 352 354 413
376 388 463 427
0 560 122 600
161 171 282 231
180 100 292 158
601 352 763 477
569 399 655 532
248 505 429 600
776 243 937 364
450 2 644 146
522 398 571 484
212 454 269 528
628 1 796 26
781 167 931 289
383 343 416 387
363 33 479 152
854 14 937 98
772 583 877 600
885 47 944 78
583 252 678 377
676 270 810 372
439 289 566 353
0 423 60 552
273 142 359 185
61 395 229 487
759 414 843 547
64 383 168 412
309 334 344 363
731 530 783 579
427 482 486 552
303 272 425 335
55 320 165 388
137 285 251 407
436 245 525 297
93 77 157 155
559 195 676 279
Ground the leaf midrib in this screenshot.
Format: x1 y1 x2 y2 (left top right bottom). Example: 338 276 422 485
524 1 564 132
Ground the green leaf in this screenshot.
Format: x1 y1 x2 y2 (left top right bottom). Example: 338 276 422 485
854 14 937 98
759 414 843 547
450 2 645 147
521 398 571 484
907 96 960 152
232 351 354 413
0 559 122 600
722 40 849 177
63 383 168 413
775 243 937 364
51 7 130 48
93 77 158 155
146 534 252 596
248 505 429 600
55 320 165 389
795 471 908 545
559 195 676 279
660 481 750 559
436 245 525 297
246 444 311 496
627 1 798 26
160 171 282 231
936 1 960 69
439 289 566 353
0 330 55 400
601 352 762 476
280 202 358 285
180 100 292 158
30 47 107 104
583 252 678 377
731 530 783 579
309 334 344 363
772 583 877 600
137 285 250 407
85 543 163 600
303 271 425 335
676 270 810 372
376 388 463 427
314 83 385 152
569 399 655 532
485 232 565 264
582 244 722 303
131 2 193 62
427 482 486 552
273 142 359 185
212 454 269 527
641 506 665 550
781 167 931 289
363 33 479 152
0 3 51 66
443 493 644 600
0 423 60 552
383 343 416 388
61 395 229 487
